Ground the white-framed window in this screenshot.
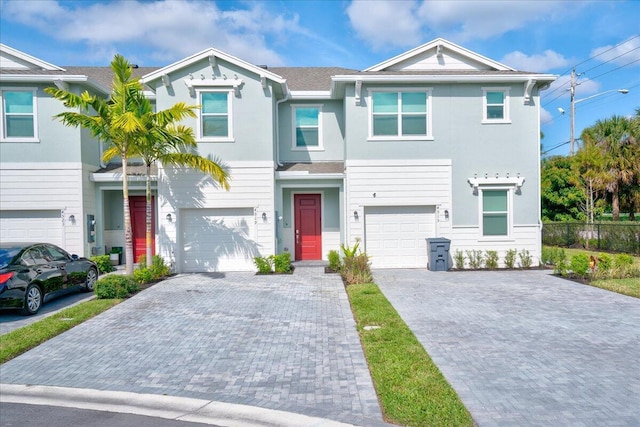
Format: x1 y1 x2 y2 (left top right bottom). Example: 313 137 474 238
479 188 512 238
368 88 432 140
1 89 38 142
292 105 323 150
482 87 510 123
197 90 233 141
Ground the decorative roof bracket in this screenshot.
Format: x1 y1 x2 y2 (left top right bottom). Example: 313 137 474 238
355 80 362 105
524 79 537 104
161 74 170 87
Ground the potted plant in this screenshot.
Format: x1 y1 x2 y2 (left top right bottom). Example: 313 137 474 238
109 247 122 266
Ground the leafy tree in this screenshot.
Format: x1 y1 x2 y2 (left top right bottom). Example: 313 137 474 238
121 97 230 267
572 137 607 223
541 155 584 221
45 55 146 275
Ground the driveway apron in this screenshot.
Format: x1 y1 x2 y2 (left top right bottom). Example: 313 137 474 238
0 266 383 426
375 269 640 427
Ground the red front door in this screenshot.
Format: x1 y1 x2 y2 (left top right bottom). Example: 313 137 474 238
294 194 322 260
130 196 155 263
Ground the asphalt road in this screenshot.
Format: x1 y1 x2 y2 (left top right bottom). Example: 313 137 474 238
0 403 221 427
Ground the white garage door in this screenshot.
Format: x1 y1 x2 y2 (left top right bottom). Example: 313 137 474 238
0 210 63 246
181 208 257 272
364 205 436 268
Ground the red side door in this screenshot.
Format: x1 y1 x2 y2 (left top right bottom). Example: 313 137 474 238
294 194 322 261
130 196 155 263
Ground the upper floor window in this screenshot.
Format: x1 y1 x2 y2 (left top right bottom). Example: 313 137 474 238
481 189 511 237
1 89 38 141
199 91 233 141
369 89 432 140
292 105 322 150
482 88 510 123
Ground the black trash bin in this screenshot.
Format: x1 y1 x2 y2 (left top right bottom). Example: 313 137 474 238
426 238 451 271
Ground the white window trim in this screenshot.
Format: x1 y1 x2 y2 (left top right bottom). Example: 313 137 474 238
0 88 39 142
482 87 511 124
291 104 323 151
478 186 514 240
367 87 433 141
196 89 234 143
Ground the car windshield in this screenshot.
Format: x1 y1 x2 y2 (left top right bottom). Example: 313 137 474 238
0 247 22 269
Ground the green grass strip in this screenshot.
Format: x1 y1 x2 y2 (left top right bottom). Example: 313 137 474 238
0 298 121 364
347 283 474 427
590 277 640 298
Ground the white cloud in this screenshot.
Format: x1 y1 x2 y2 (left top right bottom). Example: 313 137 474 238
346 0 422 50
500 50 571 72
590 35 640 67
540 107 553 125
0 0 302 65
347 0 578 50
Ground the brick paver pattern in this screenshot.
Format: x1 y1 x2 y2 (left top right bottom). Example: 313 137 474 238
375 269 640 427
1 266 383 426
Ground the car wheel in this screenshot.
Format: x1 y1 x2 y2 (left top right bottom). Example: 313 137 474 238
84 267 98 292
21 284 43 315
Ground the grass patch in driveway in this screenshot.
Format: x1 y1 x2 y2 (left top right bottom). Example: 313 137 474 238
0 298 120 364
347 283 473 427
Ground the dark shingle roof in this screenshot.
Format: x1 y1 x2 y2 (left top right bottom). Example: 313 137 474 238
268 67 359 91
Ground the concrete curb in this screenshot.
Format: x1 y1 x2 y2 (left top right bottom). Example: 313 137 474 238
0 383 360 427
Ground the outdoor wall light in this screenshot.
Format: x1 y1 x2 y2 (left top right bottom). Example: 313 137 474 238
353 210 359 220
68 214 76 223
262 212 267 221
444 210 450 220
166 213 172 222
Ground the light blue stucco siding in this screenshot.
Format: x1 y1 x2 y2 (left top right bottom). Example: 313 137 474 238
278 100 345 163
343 83 541 227
150 59 275 162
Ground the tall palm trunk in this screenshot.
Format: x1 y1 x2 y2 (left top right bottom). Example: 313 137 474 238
122 154 134 275
146 162 153 268
612 182 620 221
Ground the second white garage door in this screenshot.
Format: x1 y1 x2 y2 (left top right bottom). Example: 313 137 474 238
181 208 257 272
364 205 436 269
0 210 63 247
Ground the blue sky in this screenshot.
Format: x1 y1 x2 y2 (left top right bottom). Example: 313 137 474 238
1 0 639 156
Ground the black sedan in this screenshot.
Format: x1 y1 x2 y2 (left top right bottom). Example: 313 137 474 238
0 243 98 315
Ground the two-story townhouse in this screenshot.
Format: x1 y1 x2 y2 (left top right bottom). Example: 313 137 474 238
1 39 555 271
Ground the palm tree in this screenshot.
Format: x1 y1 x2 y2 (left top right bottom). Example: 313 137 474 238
45 55 150 275
583 115 636 221
117 96 230 267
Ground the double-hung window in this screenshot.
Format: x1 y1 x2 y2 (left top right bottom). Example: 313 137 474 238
370 89 432 140
481 189 511 237
199 91 232 141
293 105 322 150
482 88 510 123
1 89 38 141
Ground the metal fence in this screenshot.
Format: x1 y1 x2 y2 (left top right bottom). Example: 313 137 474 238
542 222 640 255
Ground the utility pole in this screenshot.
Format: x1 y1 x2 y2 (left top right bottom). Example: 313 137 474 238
569 67 576 156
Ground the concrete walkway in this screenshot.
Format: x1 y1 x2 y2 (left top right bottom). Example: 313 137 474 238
375 269 640 426
1 265 385 427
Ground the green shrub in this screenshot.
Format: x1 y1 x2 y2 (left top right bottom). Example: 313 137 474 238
541 247 554 265
453 250 465 269
134 268 155 284
272 253 292 273
133 255 170 284
504 249 517 269
518 249 533 268
90 255 115 274
95 275 139 299
465 250 483 269
485 250 499 269
613 254 634 269
253 256 273 274
570 254 591 278
554 258 569 276
150 255 171 277
341 241 360 258
342 253 373 285
597 253 612 272
328 250 341 271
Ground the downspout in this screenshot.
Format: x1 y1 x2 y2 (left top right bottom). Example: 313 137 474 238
275 85 290 168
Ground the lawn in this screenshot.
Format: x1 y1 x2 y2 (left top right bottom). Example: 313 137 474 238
347 283 474 427
0 298 121 364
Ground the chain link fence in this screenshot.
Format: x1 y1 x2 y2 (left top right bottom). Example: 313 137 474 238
542 222 640 255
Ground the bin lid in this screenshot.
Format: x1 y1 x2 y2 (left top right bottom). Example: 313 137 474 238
426 237 451 243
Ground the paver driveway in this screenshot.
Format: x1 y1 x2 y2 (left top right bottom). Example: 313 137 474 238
375 269 640 426
0 266 384 426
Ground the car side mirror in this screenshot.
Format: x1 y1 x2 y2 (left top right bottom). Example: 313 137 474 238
71 254 79 261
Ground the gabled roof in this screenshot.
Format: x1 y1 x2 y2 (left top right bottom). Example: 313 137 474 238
141 47 286 85
0 43 65 71
364 38 515 72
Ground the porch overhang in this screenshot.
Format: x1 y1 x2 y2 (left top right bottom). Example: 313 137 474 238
275 162 345 180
